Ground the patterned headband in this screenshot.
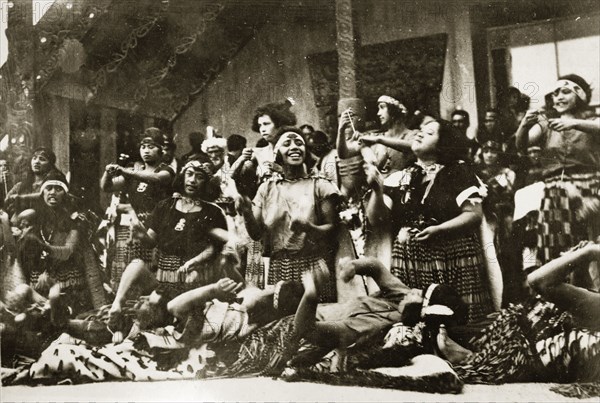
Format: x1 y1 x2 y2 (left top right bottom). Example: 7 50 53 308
377 95 408 114
182 160 213 178
552 80 588 102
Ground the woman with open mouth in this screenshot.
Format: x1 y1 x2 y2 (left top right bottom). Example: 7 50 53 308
4 147 66 221
515 74 600 287
100 128 175 291
106 158 230 342
237 127 340 301
366 119 495 324
14 173 94 314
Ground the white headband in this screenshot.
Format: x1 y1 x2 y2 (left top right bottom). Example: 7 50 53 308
420 283 438 318
273 131 305 159
552 80 588 102
377 95 408 114
41 180 68 193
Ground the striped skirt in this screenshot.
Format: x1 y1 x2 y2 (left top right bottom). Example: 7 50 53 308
391 230 494 323
268 254 336 303
110 214 155 291
244 240 266 289
537 171 600 265
155 251 227 297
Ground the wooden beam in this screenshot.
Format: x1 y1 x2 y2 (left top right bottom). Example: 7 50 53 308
335 0 356 98
49 96 70 177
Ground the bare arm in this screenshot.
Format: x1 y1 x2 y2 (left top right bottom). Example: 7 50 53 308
119 166 172 185
340 256 406 292
362 135 413 152
364 164 389 225
515 110 543 153
238 195 263 241
336 110 362 159
101 165 126 192
0 211 15 253
290 197 338 238
167 278 242 319
414 202 482 242
41 228 79 261
528 242 600 327
548 117 600 135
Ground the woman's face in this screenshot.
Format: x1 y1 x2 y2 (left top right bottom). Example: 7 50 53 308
139 143 161 164
278 133 305 166
183 168 206 197
206 146 225 170
552 87 578 114
31 153 51 175
42 185 66 207
377 103 391 127
258 115 277 143
482 148 500 166
411 121 440 158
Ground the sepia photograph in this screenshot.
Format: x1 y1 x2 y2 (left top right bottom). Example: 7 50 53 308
0 0 599 401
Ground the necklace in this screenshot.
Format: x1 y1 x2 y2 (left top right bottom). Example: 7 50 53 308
174 197 202 231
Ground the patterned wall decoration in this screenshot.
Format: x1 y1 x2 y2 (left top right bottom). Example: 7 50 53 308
306 33 448 134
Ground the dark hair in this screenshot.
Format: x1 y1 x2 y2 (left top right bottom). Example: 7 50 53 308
171 159 214 198
310 130 329 145
432 119 469 164
188 131 206 152
162 134 176 150
273 126 307 166
275 280 304 316
227 134 247 151
251 100 297 133
255 138 269 148
299 124 315 133
450 110 470 126
138 127 165 156
401 284 468 327
555 74 592 112
32 147 57 166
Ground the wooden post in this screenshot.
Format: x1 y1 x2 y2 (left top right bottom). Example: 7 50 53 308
99 108 117 208
49 96 70 177
335 0 357 98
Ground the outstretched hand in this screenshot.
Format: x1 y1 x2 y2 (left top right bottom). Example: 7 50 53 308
214 277 243 301
414 225 441 242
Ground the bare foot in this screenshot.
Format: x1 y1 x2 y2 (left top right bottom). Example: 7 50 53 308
107 305 125 344
48 284 69 327
437 325 473 365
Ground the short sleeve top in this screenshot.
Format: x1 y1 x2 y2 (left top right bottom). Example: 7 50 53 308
384 162 483 234
126 163 175 215
253 177 340 255
147 198 227 260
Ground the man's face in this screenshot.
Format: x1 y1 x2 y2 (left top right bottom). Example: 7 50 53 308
451 114 469 135
484 112 498 133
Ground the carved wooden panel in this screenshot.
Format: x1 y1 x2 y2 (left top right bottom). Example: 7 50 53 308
307 33 448 134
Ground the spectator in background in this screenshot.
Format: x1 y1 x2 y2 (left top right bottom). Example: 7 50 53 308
478 109 507 146
181 131 210 165
300 124 315 140
451 110 478 162
0 155 14 207
226 134 247 167
162 135 180 174
308 130 338 184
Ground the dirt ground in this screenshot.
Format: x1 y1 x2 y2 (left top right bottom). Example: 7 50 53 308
2 377 597 403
